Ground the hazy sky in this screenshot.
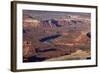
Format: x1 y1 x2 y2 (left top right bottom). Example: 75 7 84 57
23 10 91 20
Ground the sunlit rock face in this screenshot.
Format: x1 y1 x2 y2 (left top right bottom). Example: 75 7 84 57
23 41 36 58
23 18 40 28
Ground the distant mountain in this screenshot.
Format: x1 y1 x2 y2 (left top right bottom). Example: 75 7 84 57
23 10 91 20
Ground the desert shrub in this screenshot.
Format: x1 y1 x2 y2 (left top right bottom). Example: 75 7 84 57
77 44 90 51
